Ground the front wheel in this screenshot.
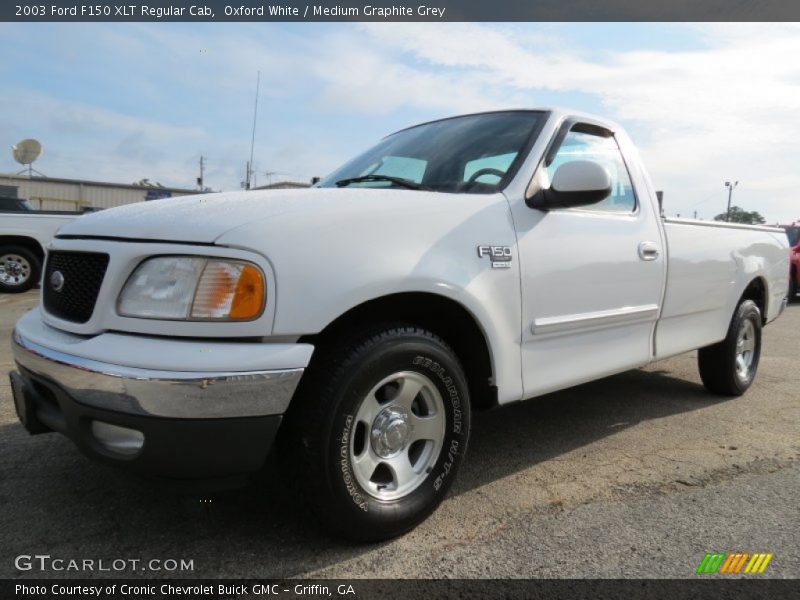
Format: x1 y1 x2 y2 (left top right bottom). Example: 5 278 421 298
279 324 471 541
698 299 762 396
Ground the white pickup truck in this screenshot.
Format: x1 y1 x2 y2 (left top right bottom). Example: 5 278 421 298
9 109 789 541
0 207 83 293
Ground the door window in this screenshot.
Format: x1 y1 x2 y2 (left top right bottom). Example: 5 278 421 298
546 130 636 212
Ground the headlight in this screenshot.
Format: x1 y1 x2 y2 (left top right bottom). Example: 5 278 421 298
118 256 265 321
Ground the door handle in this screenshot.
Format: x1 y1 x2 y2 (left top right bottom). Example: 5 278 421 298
638 241 660 261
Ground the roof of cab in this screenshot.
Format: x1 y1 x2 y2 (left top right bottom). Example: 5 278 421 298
389 108 622 138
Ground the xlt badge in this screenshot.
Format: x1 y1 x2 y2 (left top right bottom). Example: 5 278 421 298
477 245 512 269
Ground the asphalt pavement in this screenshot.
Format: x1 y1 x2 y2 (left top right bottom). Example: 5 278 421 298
1 290 797 579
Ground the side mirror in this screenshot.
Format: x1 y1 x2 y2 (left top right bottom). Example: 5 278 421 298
529 160 612 210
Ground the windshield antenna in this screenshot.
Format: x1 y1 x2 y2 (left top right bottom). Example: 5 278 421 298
245 71 260 190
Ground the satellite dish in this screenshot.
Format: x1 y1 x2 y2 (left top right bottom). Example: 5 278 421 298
13 139 42 165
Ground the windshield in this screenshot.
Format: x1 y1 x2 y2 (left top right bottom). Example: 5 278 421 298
318 111 544 193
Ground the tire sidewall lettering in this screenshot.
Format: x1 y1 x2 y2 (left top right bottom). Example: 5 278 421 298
338 414 368 512
412 355 462 435
333 346 468 516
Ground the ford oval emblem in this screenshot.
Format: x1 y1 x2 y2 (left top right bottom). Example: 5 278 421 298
50 270 65 293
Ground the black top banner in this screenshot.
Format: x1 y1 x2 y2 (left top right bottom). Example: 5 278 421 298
4 0 800 22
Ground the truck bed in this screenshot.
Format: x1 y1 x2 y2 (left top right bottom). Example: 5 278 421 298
656 218 789 359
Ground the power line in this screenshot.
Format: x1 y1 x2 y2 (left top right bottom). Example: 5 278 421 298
686 189 724 209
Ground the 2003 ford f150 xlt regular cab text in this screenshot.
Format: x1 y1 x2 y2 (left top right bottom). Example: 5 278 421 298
9 110 790 540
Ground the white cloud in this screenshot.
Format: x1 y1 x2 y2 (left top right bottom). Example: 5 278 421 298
355 23 800 222
0 89 212 186
2 23 798 222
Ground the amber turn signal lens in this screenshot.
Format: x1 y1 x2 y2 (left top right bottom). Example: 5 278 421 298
191 260 265 320
230 264 265 319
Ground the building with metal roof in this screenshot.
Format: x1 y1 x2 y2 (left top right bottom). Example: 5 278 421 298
0 174 200 212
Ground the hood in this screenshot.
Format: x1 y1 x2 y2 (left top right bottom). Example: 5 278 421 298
56 188 472 244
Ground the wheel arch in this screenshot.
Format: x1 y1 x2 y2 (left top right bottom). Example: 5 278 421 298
739 276 768 324
299 292 498 410
0 235 45 264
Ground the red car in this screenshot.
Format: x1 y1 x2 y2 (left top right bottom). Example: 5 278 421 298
786 225 800 300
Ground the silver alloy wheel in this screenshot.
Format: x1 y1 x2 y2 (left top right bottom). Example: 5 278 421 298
0 254 32 287
735 318 756 381
350 370 446 501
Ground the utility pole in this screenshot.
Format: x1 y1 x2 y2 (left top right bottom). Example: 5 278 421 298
725 180 738 222
242 161 251 190
197 155 205 190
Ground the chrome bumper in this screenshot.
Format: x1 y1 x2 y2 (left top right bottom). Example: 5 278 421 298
12 329 304 419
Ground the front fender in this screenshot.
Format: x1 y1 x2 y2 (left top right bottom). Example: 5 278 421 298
216 192 524 403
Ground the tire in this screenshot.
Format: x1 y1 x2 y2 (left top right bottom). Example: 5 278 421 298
790 271 798 302
0 246 41 293
278 324 471 541
698 299 762 396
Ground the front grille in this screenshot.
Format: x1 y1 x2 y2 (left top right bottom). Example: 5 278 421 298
43 251 110 323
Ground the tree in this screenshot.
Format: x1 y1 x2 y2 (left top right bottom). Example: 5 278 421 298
714 206 766 225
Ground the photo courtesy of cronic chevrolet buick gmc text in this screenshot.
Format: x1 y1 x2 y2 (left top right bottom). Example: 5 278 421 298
8 109 790 541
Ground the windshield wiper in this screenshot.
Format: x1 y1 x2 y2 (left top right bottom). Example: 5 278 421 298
335 175 427 190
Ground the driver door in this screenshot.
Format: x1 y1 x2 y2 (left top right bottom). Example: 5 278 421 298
512 123 665 398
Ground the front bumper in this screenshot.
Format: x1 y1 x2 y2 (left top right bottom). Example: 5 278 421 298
9 310 313 480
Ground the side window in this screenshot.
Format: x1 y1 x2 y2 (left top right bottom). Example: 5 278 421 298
546 130 636 213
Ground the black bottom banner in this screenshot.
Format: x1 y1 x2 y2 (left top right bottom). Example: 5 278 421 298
3 579 798 600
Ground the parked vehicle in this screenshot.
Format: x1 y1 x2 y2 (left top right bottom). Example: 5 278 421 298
9 109 790 541
784 225 800 300
0 196 35 211
0 208 86 293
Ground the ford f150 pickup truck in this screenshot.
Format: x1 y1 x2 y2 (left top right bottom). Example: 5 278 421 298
8 109 790 541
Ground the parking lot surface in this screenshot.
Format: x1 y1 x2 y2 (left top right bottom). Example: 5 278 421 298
1 290 798 578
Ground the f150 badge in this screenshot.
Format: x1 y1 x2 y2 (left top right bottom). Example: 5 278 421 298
477 245 513 269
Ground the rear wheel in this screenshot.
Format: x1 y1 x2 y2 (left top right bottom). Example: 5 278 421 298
698 299 762 396
279 324 471 541
0 246 41 293
790 270 797 302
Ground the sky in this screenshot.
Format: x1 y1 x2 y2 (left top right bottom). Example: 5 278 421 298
0 22 798 223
